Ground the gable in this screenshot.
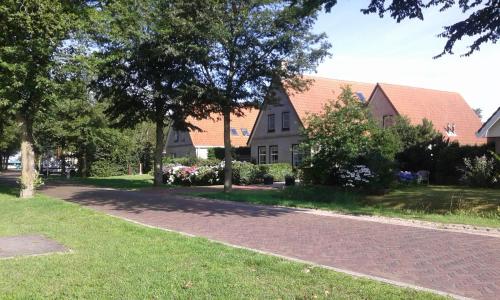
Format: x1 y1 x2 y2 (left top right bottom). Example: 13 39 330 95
248 87 302 144
367 85 398 126
166 126 194 149
477 107 500 138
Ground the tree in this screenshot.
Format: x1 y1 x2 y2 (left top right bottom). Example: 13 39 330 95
297 0 499 57
0 118 20 170
301 86 399 187
387 116 442 173
474 108 483 119
94 0 209 186
0 0 90 197
186 0 330 191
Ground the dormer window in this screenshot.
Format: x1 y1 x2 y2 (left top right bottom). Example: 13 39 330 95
355 92 366 103
241 128 250 136
445 123 457 136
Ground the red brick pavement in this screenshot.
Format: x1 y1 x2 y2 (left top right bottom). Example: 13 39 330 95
40 183 500 299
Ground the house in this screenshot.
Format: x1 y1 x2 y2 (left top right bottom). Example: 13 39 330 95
476 107 500 153
165 108 259 159
247 76 375 165
368 83 485 145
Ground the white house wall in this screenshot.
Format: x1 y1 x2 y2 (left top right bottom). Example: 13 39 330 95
250 88 303 164
368 87 398 126
165 129 196 158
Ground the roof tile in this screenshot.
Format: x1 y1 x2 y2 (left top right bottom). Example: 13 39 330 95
287 76 375 123
377 83 485 145
186 108 259 147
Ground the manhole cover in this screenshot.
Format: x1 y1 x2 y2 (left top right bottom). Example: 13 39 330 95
0 235 68 259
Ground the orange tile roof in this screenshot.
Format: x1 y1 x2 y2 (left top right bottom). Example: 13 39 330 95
287 76 375 124
376 83 485 145
186 108 259 147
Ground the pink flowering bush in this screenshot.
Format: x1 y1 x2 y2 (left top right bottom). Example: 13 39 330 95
162 163 223 186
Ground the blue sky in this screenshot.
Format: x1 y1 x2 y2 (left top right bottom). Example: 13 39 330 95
309 1 499 120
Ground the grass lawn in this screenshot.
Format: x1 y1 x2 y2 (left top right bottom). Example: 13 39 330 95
196 185 500 228
0 185 441 299
47 174 159 189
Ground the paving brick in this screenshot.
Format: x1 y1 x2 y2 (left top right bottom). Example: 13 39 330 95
40 184 500 300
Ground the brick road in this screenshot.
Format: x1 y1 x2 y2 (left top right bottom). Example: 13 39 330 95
34 182 500 299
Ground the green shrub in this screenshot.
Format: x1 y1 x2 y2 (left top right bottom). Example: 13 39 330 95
208 147 231 160
301 87 398 189
163 157 220 167
208 147 252 161
232 161 264 185
390 117 494 185
285 174 295 186
194 165 222 185
263 174 274 185
261 163 293 182
90 160 126 177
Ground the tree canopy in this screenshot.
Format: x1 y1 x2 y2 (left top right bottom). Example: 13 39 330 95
0 0 93 197
186 0 331 191
94 0 212 185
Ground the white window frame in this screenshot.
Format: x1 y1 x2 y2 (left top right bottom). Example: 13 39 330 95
269 145 278 164
258 146 267 164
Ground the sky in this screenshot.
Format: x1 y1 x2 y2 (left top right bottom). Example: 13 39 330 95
308 1 499 120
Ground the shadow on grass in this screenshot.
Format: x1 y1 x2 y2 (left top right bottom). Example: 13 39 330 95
46 175 157 190
0 185 19 197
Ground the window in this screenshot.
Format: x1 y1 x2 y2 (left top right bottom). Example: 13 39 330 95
241 128 250 136
258 146 267 164
268 114 275 132
445 123 457 136
180 132 185 142
282 112 290 131
382 115 394 128
291 144 304 167
355 92 366 102
269 145 278 164
174 131 179 143
230 128 239 136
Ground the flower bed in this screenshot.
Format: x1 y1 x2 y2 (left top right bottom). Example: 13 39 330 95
162 164 223 186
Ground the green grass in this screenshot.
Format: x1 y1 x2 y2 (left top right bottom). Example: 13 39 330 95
196 185 500 228
0 186 442 299
47 174 160 189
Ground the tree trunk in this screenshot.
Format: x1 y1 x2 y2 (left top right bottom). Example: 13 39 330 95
61 152 66 176
0 154 3 170
223 108 232 192
153 117 165 186
81 152 88 178
18 115 36 198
